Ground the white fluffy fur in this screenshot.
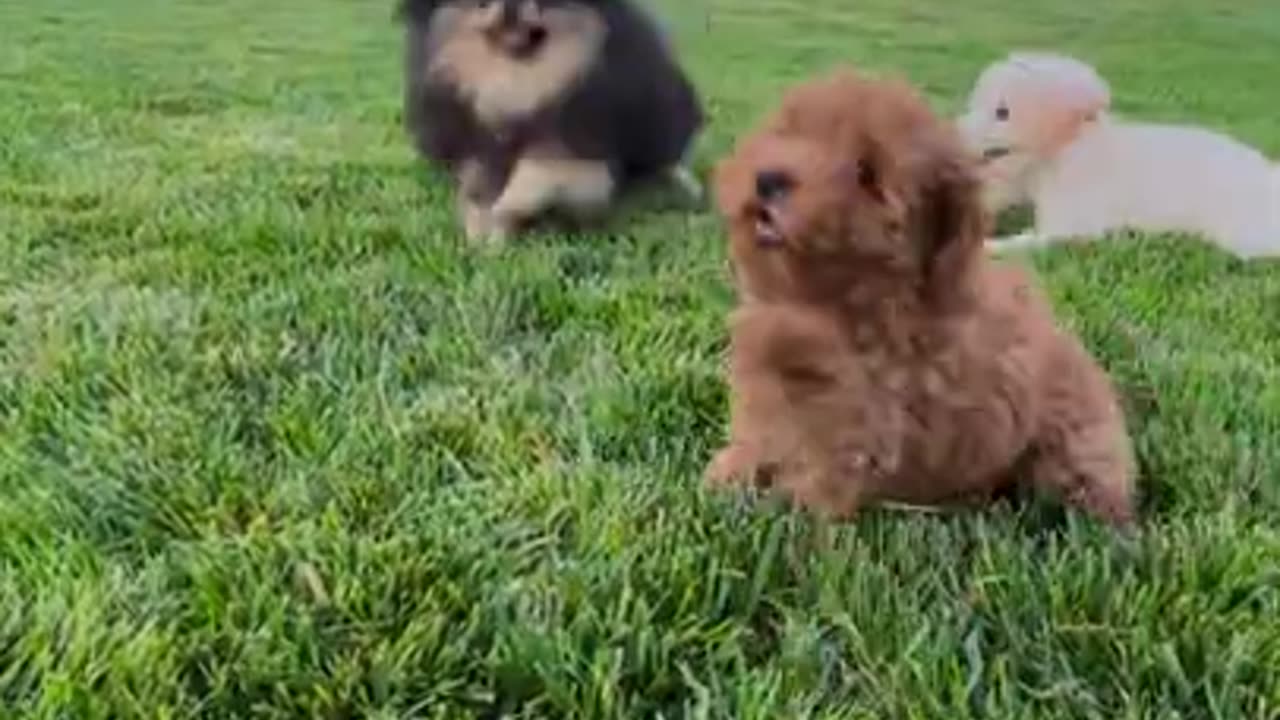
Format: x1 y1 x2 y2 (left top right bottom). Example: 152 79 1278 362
1272 166 1280 242
961 52 1280 259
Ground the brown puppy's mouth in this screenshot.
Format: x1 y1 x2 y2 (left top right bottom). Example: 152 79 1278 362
753 205 785 248
752 168 793 248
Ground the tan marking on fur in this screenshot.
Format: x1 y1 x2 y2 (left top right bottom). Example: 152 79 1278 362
459 198 494 241
486 153 615 240
453 159 494 241
426 3 605 128
456 158 488 200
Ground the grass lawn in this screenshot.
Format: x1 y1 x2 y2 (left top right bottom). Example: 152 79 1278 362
2 0 1279 716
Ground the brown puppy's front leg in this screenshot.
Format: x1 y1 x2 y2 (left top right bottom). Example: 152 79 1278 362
1028 343 1137 526
777 448 871 520
704 371 793 491
707 304 883 519
705 304 819 491
776 383 897 520
1028 422 1135 527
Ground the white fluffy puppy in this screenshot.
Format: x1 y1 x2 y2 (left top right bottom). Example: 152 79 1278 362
959 52 1280 259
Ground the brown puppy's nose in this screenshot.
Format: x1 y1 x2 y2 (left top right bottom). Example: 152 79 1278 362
755 169 793 201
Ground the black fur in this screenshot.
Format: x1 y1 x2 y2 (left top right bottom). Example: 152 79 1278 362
400 0 703 203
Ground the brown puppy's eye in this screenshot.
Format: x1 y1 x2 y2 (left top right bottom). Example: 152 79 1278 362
751 205 785 248
995 104 1010 121
755 169 793 201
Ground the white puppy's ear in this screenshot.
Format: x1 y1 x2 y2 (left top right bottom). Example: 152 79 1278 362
1040 63 1110 153
1058 68 1110 120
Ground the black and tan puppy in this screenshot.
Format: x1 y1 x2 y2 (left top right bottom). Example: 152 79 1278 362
400 0 704 242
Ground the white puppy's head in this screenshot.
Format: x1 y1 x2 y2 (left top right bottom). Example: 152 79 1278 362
958 53 1111 211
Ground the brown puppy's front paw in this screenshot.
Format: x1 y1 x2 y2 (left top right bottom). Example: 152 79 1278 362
775 464 865 521
1065 478 1136 529
786 485 862 521
705 445 774 489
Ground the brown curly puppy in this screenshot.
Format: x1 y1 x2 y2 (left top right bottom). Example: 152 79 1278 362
706 68 1136 526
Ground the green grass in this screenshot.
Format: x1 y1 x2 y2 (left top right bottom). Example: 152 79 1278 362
2 0 1279 716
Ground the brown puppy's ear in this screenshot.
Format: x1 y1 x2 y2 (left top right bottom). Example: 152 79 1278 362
846 145 907 233
855 157 884 204
919 143 987 307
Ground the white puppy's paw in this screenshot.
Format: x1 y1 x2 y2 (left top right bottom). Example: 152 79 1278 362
985 232 1046 252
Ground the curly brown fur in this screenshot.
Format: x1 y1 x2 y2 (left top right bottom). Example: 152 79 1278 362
707 68 1136 526
400 0 703 241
